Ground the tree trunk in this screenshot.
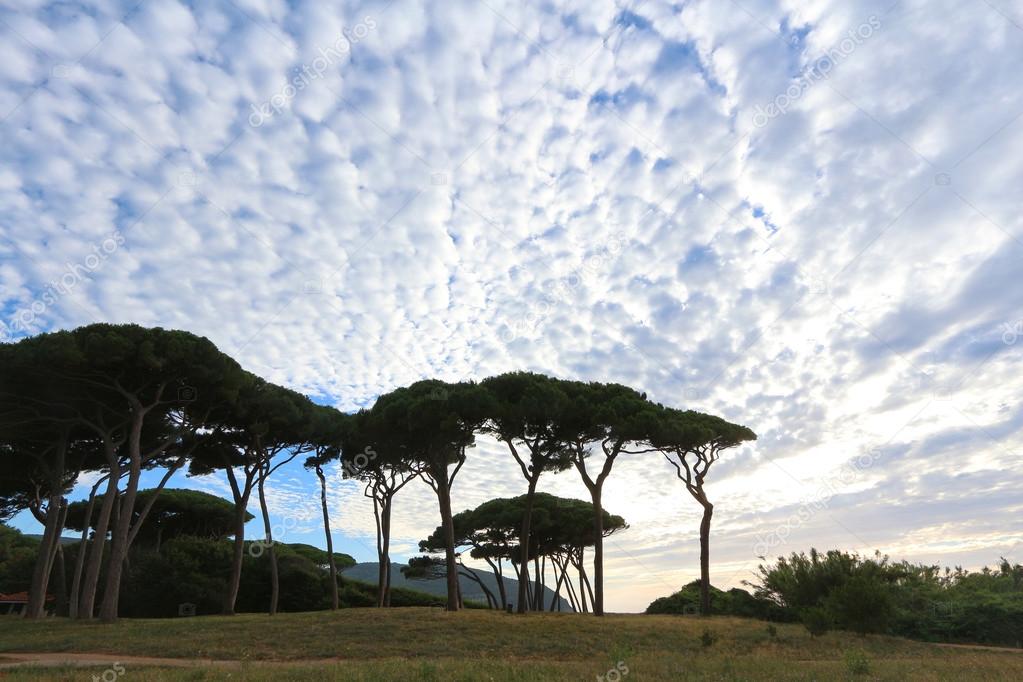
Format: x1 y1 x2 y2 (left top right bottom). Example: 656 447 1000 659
54 542 68 616
315 467 339 610
68 481 99 620
484 557 507 609
533 556 543 607
25 495 61 619
381 498 393 607
79 465 119 619
699 499 714 616
434 473 459 611
257 471 279 616
223 502 248 615
516 474 539 613
590 487 606 616
549 559 564 611
98 414 146 623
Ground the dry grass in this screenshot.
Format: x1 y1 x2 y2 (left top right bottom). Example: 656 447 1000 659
1 608 1020 680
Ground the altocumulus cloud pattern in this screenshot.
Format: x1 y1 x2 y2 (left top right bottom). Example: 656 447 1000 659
0 0 1021 611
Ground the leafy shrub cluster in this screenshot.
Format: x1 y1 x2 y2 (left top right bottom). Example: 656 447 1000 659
645 579 793 621
0 524 450 616
749 549 1023 647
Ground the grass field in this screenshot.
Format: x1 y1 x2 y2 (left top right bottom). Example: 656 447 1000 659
1 608 1021 680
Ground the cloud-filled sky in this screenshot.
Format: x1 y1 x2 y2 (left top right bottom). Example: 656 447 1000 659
2 0 1021 612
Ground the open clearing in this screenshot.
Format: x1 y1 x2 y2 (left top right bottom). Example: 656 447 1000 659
1 609 1021 680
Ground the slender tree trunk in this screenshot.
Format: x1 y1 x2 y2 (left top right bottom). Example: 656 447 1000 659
25 496 61 619
484 557 507 609
549 559 565 611
98 414 146 623
699 498 713 616
54 542 68 616
222 461 254 616
315 467 338 610
459 565 497 608
590 486 606 616
434 473 459 611
536 556 545 606
68 481 99 620
561 557 580 612
257 471 279 616
224 500 249 615
224 508 247 614
381 498 393 606
516 474 539 613
79 466 119 619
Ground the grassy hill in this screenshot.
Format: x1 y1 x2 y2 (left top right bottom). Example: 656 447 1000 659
1 608 1021 680
342 561 574 611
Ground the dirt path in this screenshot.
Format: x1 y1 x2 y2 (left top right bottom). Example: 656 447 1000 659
2 641 1020 670
934 642 1023 653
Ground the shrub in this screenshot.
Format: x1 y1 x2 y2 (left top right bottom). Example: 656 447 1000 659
801 606 831 637
700 629 717 647
826 575 893 635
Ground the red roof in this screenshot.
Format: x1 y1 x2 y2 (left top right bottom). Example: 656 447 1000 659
0 592 54 603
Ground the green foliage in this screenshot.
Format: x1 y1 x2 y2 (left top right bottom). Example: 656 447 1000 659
285 543 356 571
753 549 1023 647
826 575 893 635
65 488 252 545
645 580 791 620
801 606 832 637
0 524 39 593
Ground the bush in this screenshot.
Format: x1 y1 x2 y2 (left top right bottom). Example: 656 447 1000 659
645 580 791 620
826 575 893 635
700 629 717 647
801 606 831 637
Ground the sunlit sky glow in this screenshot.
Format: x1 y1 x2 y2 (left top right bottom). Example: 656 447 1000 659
2 0 1022 612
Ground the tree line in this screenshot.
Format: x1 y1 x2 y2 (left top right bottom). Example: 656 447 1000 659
0 323 755 622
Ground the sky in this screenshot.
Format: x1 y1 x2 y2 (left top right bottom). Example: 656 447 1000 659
1 0 1022 613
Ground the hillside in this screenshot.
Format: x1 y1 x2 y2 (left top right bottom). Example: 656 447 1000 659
342 561 574 611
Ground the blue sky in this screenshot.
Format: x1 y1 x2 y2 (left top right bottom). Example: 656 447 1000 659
2 0 1022 612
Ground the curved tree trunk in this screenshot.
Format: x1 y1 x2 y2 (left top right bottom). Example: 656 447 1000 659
315 466 339 610
516 474 539 613
483 556 507 609
223 504 248 615
435 476 459 611
25 496 60 619
98 414 146 623
68 480 101 620
257 471 279 616
699 498 713 616
79 465 119 619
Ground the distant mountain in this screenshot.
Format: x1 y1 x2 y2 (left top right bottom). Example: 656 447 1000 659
342 562 575 612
